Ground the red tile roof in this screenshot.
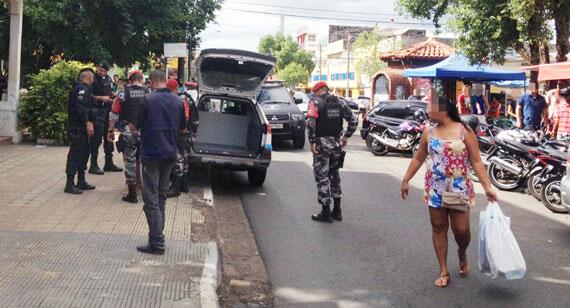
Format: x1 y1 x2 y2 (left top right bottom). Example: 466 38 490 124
379 38 454 61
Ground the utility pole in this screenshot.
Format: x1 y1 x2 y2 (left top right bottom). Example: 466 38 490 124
346 32 351 98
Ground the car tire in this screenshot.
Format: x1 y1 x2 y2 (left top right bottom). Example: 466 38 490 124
248 169 267 186
293 133 305 149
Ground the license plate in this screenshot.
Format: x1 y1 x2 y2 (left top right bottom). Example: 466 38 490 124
272 123 284 129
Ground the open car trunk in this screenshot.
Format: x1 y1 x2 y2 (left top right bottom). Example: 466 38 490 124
192 95 263 158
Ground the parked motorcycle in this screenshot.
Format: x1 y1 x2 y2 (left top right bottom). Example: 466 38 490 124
365 110 428 156
527 147 568 213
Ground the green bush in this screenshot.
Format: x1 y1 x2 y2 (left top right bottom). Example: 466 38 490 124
20 61 94 144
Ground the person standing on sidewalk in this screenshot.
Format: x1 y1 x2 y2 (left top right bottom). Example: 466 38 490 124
516 82 548 130
165 79 191 198
307 81 358 223
107 70 149 203
134 70 186 255
401 94 497 288
89 61 123 175
65 68 96 194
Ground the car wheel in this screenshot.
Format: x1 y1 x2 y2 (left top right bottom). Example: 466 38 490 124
248 169 267 186
293 133 305 149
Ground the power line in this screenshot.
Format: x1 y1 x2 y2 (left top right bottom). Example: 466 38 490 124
224 7 438 26
227 0 401 17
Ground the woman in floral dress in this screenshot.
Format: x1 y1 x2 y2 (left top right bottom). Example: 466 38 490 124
401 94 497 288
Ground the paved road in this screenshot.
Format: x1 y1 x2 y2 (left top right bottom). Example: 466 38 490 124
219 137 570 307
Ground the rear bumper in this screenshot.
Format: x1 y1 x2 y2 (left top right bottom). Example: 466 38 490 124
560 176 570 213
189 152 270 171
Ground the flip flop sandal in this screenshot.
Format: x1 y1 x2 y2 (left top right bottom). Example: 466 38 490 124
434 273 450 288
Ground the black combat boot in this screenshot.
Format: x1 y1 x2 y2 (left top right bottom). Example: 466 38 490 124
311 204 334 223
104 157 123 172
89 158 105 175
179 173 190 193
77 172 96 190
332 198 342 221
122 184 138 203
167 177 181 198
64 175 82 195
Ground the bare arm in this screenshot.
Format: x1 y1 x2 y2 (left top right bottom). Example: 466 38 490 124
464 127 497 201
401 127 429 200
516 105 523 128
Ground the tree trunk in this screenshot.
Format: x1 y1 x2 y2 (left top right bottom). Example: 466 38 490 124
541 42 551 64
553 7 570 62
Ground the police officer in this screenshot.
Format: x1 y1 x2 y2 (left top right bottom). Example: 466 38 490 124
108 70 149 203
65 68 97 194
89 61 123 175
306 81 358 223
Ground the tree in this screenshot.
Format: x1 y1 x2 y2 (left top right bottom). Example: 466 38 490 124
279 62 310 87
0 0 221 80
397 0 570 81
353 31 385 84
259 33 315 85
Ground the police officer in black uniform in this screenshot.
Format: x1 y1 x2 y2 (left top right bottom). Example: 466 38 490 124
65 68 97 194
89 61 123 174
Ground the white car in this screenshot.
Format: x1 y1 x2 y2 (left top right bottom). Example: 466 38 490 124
293 90 310 114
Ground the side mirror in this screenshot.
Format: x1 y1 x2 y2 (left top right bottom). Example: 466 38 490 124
295 98 303 104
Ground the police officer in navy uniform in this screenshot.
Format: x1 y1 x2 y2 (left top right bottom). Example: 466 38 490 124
65 68 97 194
89 61 123 175
306 81 358 223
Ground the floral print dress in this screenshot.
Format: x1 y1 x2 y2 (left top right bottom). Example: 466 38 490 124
424 125 475 208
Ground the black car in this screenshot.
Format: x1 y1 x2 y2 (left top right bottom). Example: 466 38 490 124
361 100 427 140
258 82 306 148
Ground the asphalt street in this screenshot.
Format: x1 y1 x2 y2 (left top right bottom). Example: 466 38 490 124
215 136 570 307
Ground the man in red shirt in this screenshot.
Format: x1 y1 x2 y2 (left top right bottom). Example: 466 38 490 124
457 85 473 115
554 88 570 141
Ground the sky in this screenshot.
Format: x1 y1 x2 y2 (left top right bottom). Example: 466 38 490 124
199 0 441 52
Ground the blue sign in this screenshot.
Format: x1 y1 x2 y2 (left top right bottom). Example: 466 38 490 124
330 72 355 81
312 74 328 81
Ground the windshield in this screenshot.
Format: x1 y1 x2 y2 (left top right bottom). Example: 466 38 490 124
294 91 310 104
258 86 292 104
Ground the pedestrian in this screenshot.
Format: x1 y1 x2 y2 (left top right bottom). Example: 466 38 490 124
306 81 358 223
553 87 570 141
506 95 517 119
65 68 97 194
133 70 186 255
166 79 191 198
487 95 502 119
516 82 547 130
112 74 119 93
546 81 564 135
472 85 489 124
401 93 497 288
89 61 123 175
457 85 473 115
107 70 149 203
408 88 422 101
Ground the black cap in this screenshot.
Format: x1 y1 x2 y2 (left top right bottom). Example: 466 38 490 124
99 61 111 71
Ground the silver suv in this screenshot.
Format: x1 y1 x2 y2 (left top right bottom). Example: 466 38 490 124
189 49 276 186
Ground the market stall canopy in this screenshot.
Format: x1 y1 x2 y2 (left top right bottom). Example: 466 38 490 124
520 61 570 82
489 80 529 88
403 54 526 81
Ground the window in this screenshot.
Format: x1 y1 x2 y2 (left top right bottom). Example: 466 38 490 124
395 85 405 100
375 75 389 95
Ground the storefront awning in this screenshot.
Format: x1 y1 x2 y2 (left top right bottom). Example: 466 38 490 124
521 61 570 82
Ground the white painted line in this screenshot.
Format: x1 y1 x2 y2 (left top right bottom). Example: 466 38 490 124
200 242 220 308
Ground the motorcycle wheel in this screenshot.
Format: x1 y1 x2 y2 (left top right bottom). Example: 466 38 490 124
366 134 389 156
487 157 524 191
540 177 567 213
526 172 543 201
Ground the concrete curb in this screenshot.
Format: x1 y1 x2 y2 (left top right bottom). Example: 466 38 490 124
211 172 274 307
200 242 221 308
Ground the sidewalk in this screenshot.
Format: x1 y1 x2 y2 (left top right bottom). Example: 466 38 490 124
0 144 219 307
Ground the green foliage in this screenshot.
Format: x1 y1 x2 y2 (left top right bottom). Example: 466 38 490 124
259 33 315 85
278 63 310 87
0 0 221 81
353 31 385 82
19 61 94 144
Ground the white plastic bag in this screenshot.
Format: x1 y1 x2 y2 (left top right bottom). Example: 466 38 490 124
479 202 526 280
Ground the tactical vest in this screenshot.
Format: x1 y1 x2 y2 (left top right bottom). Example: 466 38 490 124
315 95 344 137
120 85 149 123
